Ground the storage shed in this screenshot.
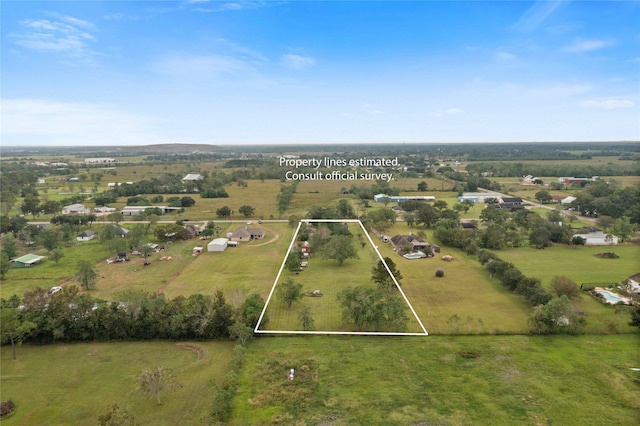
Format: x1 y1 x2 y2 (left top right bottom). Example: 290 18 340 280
207 238 228 252
11 254 46 268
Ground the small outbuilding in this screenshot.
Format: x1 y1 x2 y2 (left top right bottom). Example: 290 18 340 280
11 254 46 268
208 238 229 252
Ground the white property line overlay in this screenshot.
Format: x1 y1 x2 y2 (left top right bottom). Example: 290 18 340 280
254 219 429 336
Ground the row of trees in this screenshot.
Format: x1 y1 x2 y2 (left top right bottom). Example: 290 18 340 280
0 287 266 348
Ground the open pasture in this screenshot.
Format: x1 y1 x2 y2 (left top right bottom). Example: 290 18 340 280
231 334 640 425
0 341 235 425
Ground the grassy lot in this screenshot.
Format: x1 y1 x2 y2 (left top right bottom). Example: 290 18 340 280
377 223 531 334
0 240 112 299
0 341 235 426
167 223 291 302
262 222 425 333
496 246 639 288
494 245 640 333
89 223 291 303
231 334 640 425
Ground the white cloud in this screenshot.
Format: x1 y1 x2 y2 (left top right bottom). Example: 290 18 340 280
190 1 268 13
564 39 612 53
11 16 98 64
150 53 258 77
1 98 163 146
495 51 517 61
56 15 95 29
580 99 635 109
281 54 316 70
512 0 563 32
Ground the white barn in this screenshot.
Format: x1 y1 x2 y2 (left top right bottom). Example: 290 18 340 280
207 238 228 252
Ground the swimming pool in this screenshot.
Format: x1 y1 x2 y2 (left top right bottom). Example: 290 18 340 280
403 251 426 259
595 290 623 304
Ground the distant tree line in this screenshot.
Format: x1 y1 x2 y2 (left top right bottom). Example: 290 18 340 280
466 162 639 178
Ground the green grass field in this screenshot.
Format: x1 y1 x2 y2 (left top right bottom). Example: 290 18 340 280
0 341 236 425
0 239 112 298
231 334 640 425
376 223 532 334
3 335 637 425
495 245 640 334
261 222 425 333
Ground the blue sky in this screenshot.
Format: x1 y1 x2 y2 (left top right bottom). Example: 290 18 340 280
2 0 639 146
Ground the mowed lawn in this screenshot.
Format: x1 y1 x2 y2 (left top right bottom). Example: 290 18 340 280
496 245 640 334
231 334 640 425
376 223 531 334
167 223 291 301
1 341 235 425
262 222 425 333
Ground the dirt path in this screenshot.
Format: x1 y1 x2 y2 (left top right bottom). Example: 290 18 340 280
249 226 280 247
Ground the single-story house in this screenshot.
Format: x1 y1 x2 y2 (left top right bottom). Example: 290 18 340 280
77 230 97 241
11 254 46 268
110 225 129 237
573 227 619 245
625 273 640 294
184 225 201 239
561 196 577 205
62 203 90 215
390 234 429 251
230 227 265 242
208 238 228 252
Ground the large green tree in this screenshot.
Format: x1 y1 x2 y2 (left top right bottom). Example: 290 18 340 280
38 229 60 251
136 366 182 405
371 257 403 291
0 307 36 360
528 296 584 335
76 260 97 290
0 252 11 280
337 286 409 332
321 235 358 266
238 205 255 217
277 278 303 308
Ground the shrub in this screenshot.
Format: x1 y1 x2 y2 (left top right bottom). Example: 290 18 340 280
0 400 15 417
551 276 581 299
435 268 444 277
